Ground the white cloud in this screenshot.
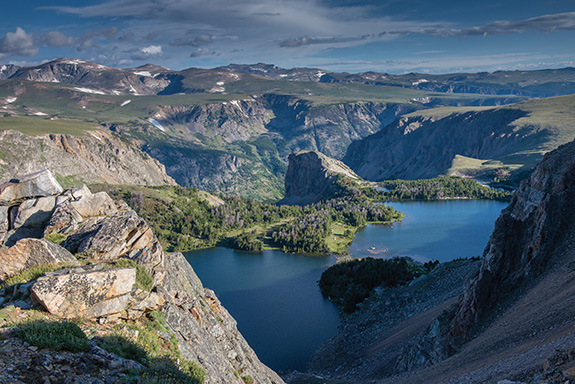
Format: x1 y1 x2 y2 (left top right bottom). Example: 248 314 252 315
131 44 163 60
0 27 38 57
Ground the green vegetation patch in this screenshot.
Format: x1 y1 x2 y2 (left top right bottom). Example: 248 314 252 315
0 262 77 290
99 310 205 384
0 116 99 136
319 257 434 313
15 320 89 352
364 176 512 201
114 259 154 291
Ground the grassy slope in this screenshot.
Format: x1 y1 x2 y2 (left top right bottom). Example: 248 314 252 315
394 95 575 179
0 116 99 136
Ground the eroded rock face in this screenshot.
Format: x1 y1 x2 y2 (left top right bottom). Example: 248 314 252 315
159 253 285 384
62 209 163 268
31 266 136 319
0 238 78 282
450 138 575 341
0 170 62 206
280 150 361 205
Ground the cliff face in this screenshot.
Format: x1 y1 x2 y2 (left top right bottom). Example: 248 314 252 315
450 138 575 341
0 129 176 187
304 138 575 384
0 171 284 384
343 108 530 180
132 96 411 199
280 150 361 205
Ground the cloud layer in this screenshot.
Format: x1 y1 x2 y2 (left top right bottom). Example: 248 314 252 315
0 1 573 73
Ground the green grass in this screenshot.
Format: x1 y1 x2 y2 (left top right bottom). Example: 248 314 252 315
99 311 205 384
325 222 356 255
0 263 77 290
114 259 154 291
15 320 89 352
0 116 100 136
44 232 68 245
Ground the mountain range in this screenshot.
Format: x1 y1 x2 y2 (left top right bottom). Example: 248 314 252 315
2 58 575 198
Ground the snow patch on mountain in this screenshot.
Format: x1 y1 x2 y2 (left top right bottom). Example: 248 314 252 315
148 118 165 132
74 87 106 95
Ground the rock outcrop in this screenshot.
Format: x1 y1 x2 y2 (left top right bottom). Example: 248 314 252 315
31 266 136 319
280 150 361 205
0 170 285 384
0 238 78 282
0 129 176 187
0 170 62 206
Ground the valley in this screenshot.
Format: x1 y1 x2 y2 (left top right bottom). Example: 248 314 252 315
2 57 575 384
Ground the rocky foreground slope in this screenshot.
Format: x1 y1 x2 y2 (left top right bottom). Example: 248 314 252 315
0 170 283 384
307 138 575 383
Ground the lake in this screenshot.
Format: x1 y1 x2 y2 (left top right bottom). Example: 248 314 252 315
184 199 508 372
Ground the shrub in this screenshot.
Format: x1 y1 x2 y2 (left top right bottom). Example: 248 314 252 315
15 320 89 352
98 334 147 363
44 232 68 245
229 232 263 252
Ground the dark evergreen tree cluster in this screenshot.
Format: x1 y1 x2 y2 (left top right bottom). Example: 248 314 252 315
271 197 402 254
229 232 264 252
362 177 512 201
319 257 418 313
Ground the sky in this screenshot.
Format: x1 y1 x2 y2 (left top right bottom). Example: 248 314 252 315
1 0 575 74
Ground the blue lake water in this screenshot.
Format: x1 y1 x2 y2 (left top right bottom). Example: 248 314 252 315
184 199 508 372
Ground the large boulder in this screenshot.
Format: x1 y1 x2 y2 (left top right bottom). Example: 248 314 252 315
0 238 79 282
10 196 57 229
69 192 117 218
31 266 136 319
0 170 63 206
44 189 118 236
63 210 164 267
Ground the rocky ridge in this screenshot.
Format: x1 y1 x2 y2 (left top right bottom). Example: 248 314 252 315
343 96 575 183
0 170 283 384
0 129 176 187
307 137 575 383
279 150 361 205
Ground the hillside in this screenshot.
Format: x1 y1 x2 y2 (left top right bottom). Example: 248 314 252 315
0 170 283 384
0 124 175 187
344 94 575 185
305 137 575 384
0 58 531 200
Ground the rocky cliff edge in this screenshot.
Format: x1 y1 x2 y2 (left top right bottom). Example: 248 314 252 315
279 150 361 205
0 170 283 384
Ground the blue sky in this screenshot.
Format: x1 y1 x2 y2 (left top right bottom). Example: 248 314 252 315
1 0 575 73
